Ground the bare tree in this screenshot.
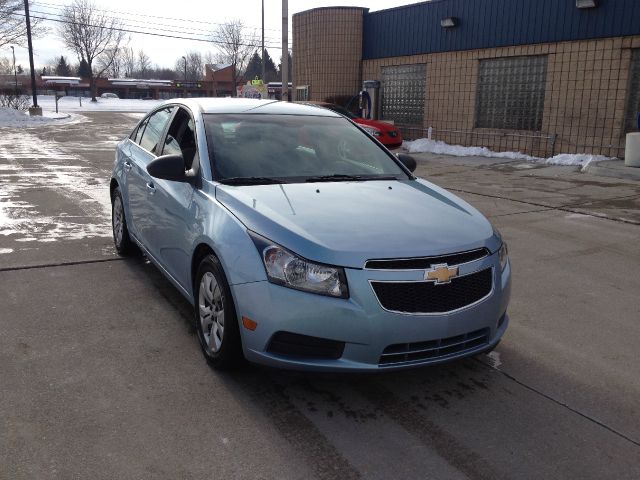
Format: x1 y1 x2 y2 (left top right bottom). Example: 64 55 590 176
211 20 257 94
0 0 44 48
122 46 136 77
0 56 12 74
57 0 126 101
137 49 151 78
174 50 203 82
96 47 124 78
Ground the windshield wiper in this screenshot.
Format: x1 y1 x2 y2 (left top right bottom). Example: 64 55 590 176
219 176 284 185
304 174 399 183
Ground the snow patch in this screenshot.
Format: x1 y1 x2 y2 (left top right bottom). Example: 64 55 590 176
0 131 112 242
0 107 82 128
0 248 13 254
486 351 502 369
37 95 162 113
544 153 610 172
404 138 539 161
403 138 614 170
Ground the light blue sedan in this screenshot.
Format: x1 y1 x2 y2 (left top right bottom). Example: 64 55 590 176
110 98 511 371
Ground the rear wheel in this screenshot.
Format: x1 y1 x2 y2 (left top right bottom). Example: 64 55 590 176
194 254 243 370
111 186 135 255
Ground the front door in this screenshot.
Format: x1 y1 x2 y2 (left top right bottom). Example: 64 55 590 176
126 106 174 250
143 107 200 289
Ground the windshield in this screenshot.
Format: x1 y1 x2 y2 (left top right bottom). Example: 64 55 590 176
204 114 410 184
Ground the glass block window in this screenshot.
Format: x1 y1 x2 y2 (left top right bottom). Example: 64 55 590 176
381 64 426 125
476 55 548 131
625 49 640 133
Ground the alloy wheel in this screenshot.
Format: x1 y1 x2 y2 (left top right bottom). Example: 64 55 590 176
198 272 225 353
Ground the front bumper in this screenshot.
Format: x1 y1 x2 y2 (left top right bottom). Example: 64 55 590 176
231 252 511 372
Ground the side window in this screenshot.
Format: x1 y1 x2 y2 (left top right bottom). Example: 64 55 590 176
139 107 173 154
162 108 198 170
132 117 149 144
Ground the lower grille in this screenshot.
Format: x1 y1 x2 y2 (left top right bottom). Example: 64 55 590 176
267 331 345 360
379 328 490 366
371 268 493 314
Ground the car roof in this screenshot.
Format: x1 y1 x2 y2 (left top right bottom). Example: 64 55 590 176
164 98 341 117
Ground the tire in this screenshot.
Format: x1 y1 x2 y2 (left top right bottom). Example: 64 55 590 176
194 254 243 370
111 186 135 255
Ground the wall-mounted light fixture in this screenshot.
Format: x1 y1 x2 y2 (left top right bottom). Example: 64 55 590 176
440 17 458 28
576 0 597 9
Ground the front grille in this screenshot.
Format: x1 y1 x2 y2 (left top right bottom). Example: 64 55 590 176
388 131 398 137
371 268 493 314
365 248 489 270
379 328 490 366
267 331 345 360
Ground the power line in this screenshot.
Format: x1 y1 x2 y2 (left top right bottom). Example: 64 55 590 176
11 12 288 50
31 4 290 45
31 0 293 34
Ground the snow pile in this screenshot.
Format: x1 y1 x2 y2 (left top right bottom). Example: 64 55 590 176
403 137 614 171
0 107 79 128
544 153 611 172
404 138 539 161
37 95 162 112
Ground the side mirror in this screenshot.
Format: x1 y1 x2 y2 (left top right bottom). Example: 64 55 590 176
146 154 187 181
395 153 417 173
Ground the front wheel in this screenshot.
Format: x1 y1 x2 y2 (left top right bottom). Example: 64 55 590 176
194 254 243 370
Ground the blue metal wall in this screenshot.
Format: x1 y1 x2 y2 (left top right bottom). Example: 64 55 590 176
363 0 640 60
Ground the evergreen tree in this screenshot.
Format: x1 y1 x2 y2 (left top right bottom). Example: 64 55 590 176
77 59 90 78
42 67 47 76
263 50 278 83
16 64 23 74
243 52 261 82
277 51 292 83
55 56 71 76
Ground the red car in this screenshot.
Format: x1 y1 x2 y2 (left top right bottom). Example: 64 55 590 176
305 102 404 149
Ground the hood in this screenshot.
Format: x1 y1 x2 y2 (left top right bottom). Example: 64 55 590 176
354 118 399 133
216 179 499 269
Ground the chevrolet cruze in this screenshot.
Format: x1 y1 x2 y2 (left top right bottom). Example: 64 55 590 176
110 98 511 371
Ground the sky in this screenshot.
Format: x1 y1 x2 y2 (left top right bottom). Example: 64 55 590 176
9 0 411 73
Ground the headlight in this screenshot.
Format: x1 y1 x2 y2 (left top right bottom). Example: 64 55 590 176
498 242 509 271
362 126 381 137
249 232 349 298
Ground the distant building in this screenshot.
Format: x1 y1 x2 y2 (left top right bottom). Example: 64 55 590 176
0 64 238 100
293 0 640 157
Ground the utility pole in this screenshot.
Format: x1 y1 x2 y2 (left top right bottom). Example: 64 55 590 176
182 55 187 97
24 0 40 114
10 46 18 98
261 0 265 81
281 0 288 102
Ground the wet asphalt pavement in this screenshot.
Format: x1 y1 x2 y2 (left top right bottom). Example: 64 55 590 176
1 112 639 479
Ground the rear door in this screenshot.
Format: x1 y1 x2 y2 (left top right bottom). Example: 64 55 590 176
126 106 174 249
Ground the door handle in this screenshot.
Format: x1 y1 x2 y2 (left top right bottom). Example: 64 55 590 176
146 182 156 195
123 161 132 171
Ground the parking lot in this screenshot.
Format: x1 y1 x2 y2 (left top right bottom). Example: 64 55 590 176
1 112 639 479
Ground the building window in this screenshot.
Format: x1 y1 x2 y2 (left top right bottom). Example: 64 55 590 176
626 49 640 133
475 55 548 131
381 64 426 125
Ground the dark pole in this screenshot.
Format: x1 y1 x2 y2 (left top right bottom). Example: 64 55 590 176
261 0 265 81
10 46 18 97
182 55 187 97
24 0 38 108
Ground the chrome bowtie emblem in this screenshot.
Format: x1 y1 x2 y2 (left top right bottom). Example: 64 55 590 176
425 264 459 285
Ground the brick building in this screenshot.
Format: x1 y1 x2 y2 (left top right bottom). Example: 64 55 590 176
293 0 640 157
